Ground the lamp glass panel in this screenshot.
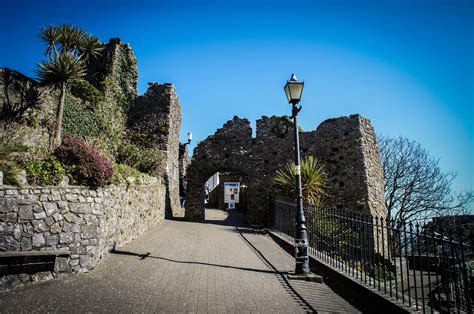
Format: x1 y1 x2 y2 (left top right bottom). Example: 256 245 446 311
288 83 303 101
284 84 292 102
187 132 193 141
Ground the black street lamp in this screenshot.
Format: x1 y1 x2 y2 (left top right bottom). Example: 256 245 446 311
284 74 320 280
184 132 192 146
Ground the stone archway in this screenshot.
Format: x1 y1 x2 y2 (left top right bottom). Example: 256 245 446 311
185 114 387 225
185 117 260 221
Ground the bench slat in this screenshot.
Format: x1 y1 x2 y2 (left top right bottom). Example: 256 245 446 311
0 251 71 258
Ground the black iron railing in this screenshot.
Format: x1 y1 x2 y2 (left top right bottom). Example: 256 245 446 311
273 198 474 313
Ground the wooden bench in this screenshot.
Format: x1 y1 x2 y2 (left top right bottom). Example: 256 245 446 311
0 250 71 258
0 250 71 276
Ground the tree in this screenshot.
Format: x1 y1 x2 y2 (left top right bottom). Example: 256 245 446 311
274 155 327 205
35 24 102 147
379 135 472 222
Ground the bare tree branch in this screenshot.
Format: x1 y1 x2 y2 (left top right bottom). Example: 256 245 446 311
378 135 473 223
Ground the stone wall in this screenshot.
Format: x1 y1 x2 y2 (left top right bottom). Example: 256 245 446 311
185 114 387 225
0 182 165 289
179 144 190 181
302 114 386 217
178 143 190 201
128 83 182 218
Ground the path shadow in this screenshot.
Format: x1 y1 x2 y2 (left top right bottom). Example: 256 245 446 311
110 248 286 276
235 226 316 313
204 208 248 227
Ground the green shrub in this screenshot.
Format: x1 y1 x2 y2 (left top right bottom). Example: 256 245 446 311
1 163 22 186
117 142 163 175
70 79 104 105
109 163 150 185
25 156 66 186
2 144 30 153
274 155 327 205
0 145 27 187
63 92 124 156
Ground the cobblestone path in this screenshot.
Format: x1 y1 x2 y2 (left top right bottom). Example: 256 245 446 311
0 209 359 313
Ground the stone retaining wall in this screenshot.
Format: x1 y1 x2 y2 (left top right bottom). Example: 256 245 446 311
0 181 165 289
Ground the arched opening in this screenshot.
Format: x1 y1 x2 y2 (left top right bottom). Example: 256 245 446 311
206 171 249 211
185 163 252 222
201 171 250 225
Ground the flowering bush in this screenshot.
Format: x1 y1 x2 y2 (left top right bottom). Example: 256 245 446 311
55 134 113 187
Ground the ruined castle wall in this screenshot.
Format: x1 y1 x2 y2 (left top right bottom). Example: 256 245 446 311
185 117 254 221
179 144 190 180
304 115 370 212
128 83 182 218
185 114 387 225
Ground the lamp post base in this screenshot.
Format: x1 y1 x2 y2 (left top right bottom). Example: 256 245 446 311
286 273 323 283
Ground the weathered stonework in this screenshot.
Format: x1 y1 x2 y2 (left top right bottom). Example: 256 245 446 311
179 144 190 182
185 114 387 225
128 83 182 218
0 181 165 289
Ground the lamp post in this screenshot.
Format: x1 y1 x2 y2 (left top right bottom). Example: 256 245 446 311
284 73 310 276
184 132 192 146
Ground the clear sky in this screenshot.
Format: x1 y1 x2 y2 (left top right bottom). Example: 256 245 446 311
1 0 473 194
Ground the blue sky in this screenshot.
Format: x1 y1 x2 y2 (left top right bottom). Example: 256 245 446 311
1 0 473 194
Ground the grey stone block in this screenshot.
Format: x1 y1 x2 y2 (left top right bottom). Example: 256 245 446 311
2 199 17 212
59 232 74 244
55 257 71 273
32 233 45 247
64 212 81 224
34 211 47 219
31 271 54 283
69 203 91 214
79 255 92 268
81 225 97 239
46 234 58 247
18 205 34 220
44 202 58 216
52 213 63 221
49 222 63 233
12 225 22 240
32 220 49 232
45 216 55 226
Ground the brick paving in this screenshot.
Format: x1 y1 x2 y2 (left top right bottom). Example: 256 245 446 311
0 208 359 313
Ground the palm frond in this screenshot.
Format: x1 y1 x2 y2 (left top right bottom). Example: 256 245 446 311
58 24 87 53
79 35 103 62
38 25 61 59
35 50 85 87
274 155 328 204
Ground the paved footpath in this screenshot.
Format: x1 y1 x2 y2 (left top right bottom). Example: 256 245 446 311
0 209 359 313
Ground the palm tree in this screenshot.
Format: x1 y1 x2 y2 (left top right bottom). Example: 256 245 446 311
36 24 102 147
274 155 328 205
79 35 103 62
36 51 85 147
38 25 60 60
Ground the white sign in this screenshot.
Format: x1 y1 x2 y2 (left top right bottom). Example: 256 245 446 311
224 182 240 204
